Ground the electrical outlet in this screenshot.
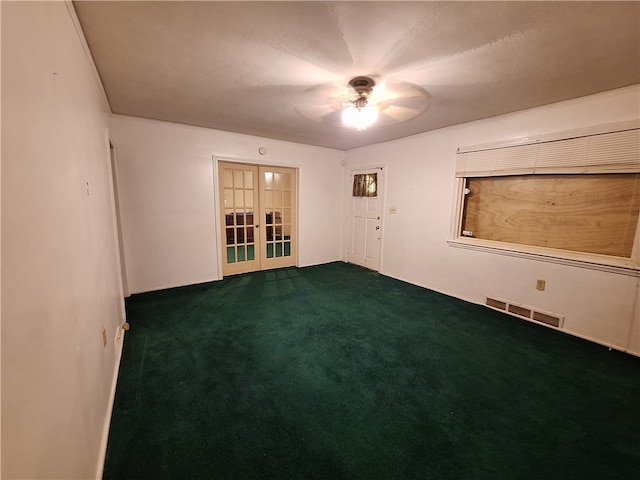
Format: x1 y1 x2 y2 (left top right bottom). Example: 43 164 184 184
536 279 546 291
102 326 108 348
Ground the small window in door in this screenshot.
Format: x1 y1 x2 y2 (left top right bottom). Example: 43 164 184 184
352 173 377 197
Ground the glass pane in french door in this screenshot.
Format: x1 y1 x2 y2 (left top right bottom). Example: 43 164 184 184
260 166 296 269
219 162 260 276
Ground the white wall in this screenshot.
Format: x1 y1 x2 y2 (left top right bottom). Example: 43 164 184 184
346 85 640 356
111 87 640 354
1 2 125 478
108 115 345 294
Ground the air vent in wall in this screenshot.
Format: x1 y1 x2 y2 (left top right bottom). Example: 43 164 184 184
507 304 532 318
485 297 564 328
486 298 507 310
532 311 562 328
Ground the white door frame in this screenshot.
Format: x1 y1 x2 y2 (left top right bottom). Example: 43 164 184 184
346 165 386 271
213 156 300 279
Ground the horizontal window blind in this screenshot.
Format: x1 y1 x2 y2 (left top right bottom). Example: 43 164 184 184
455 127 640 177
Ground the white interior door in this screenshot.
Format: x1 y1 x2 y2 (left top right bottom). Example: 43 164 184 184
259 165 297 271
348 168 384 271
219 162 261 276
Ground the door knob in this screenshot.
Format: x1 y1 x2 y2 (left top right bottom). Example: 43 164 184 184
375 226 380 230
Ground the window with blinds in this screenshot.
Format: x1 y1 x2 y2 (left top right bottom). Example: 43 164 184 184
453 122 640 267
455 127 639 177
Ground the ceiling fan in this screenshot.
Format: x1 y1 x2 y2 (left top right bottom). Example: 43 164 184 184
296 75 430 130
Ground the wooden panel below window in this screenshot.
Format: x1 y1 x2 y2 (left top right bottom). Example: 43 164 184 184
462 174 640 257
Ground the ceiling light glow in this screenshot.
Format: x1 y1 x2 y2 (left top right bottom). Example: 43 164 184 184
342 103 378 131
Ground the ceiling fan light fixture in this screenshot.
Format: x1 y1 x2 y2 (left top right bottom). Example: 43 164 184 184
343 76 378 131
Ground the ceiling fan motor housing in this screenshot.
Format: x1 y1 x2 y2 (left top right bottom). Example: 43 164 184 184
349 76 375 96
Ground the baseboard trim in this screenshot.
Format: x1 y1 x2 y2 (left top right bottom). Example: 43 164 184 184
95 330 125 479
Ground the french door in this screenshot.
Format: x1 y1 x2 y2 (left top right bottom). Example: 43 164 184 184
219 161 297 276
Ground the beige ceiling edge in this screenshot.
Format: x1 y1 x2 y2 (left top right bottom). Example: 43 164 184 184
67 1 111 114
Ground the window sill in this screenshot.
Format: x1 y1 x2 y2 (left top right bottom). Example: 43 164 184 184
447 238 640 277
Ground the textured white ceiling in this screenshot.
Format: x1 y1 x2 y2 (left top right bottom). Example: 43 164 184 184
73 1 640 150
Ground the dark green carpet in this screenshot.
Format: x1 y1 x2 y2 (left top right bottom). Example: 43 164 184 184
103 262 640 480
